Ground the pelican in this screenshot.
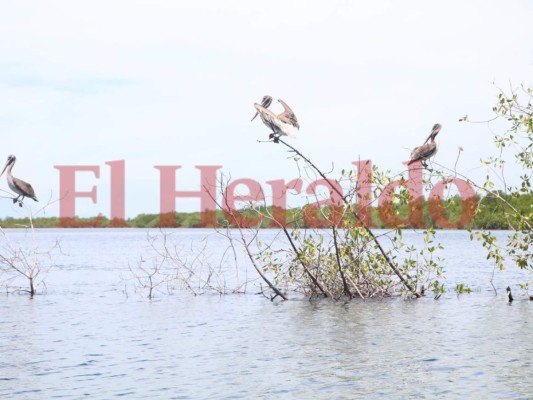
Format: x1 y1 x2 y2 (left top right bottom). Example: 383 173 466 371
0 155 38 207
251 95 300 143
408 123 442 168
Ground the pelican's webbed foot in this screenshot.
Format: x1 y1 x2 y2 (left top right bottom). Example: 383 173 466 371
268 133 280 143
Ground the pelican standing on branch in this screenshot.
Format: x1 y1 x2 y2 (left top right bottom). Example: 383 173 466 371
408 123 442 168
0 155 38 207
251 95 300 143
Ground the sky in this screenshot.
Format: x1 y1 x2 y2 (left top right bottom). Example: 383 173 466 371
0 0 532 219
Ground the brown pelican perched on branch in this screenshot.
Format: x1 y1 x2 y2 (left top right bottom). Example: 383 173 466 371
408 123 442 168
251 95 300 143
0 155 38 207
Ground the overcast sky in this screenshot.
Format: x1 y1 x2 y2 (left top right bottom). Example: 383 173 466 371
0 1 532 219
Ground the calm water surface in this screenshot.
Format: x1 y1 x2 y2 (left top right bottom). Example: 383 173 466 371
0 229 532 399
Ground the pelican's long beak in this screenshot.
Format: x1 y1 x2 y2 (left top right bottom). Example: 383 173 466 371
423 123 442 144
251 95 272 122
430 123 442 141
251 102 267 122
431 123 442 136
0 161 9 179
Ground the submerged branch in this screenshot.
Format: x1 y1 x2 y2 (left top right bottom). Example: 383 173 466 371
280 226 332 298
277 138 420 297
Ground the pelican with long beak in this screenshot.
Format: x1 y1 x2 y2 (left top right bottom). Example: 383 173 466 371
0 155 38 207
251 95 300 143
408 123 442 168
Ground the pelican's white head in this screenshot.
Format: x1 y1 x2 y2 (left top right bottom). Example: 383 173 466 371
0 154 16 178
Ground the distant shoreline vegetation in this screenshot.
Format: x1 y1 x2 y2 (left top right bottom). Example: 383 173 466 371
1 192 530 230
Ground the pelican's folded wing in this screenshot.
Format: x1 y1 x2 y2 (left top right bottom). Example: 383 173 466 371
408 142 437 164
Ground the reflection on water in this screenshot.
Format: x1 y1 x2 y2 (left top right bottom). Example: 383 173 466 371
0 229 532 399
